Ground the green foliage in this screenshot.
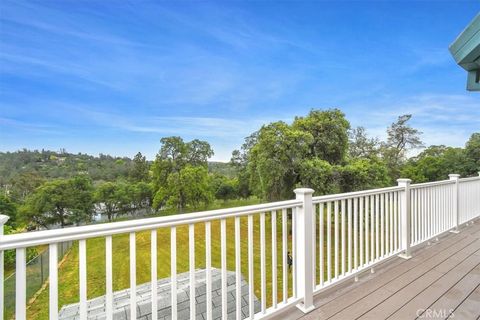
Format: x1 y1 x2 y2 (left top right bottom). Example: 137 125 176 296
153 165 212 210
298 159 337 195
208 162 238 179
3 225 38 268
94 181 153 221
94 182 128 221
129 152 150 182
3 225 38 267
381 114 424 180
465 133 480 170
0 150 134 193
0 194 17 226
242 109 351 200
215 183 237 201
152 137 213 189
292 109 350 164
211 175 238 201
348 126 380 159
130 181 153 209
401 143 479 183
8 171 45 203
23 176 94 228
1 115 477 230
152 137 214 210
338 158 391 192
236 170 252 199
247 121 313 200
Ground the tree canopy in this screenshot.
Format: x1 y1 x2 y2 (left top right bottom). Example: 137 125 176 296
237 109 391 200
23 176 94 228
292 109 350 164
152 137 214 210
381 114 424 180
1 110 477 232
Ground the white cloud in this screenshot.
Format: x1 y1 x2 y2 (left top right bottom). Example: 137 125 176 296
347 93 479 155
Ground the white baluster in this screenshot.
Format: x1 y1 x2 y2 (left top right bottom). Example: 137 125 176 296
189 224 196 319
449 174 460 233
49 243 58 320
248 215 254 318
170 228 176 319
359 197 364 267
151 230 158 320
106 236 113 320
319 203 324 286
235 217 242 320
260 213 266 314
16 247 27 320
271 210 278 309
354 198 358 270
221 219 228 319
206 222 212 320
282 209 288 303
130 233 136 319
398 179 412 259
339 200 343 277
348 198 352 272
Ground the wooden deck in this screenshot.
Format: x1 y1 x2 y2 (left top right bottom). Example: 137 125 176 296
278 220 480 320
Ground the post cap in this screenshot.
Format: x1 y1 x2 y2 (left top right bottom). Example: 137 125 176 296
448 174 461 179
0 214 10 225
294 188 315 195
397 178 412 185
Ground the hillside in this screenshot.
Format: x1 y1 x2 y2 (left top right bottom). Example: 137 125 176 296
0 149 234 185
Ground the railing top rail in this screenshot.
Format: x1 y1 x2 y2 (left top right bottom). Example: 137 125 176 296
0 199 301 250
410 179 455 189
459 176 480 182
312 185 403 203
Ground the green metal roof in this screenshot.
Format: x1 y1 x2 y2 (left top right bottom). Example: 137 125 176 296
449 13 480 91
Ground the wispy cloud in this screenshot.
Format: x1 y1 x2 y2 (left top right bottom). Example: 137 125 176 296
1 1 478 161
348 93 479 152
0 117 60 134
71 106 269 138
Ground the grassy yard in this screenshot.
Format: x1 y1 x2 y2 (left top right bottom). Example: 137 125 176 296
26 202 297 319
20 199 384 320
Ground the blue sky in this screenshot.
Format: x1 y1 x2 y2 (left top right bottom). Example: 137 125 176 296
1 1 479 161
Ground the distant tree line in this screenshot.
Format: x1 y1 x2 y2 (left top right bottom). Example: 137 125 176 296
231 110 479 201
0 109 478 234
0 144 242 231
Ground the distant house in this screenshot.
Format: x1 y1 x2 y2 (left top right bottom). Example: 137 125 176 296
450 13 480 91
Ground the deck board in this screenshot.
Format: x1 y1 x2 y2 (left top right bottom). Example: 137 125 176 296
389 258 480 320
291 220 480 320
365 247 480 320
299 232 471 320
447 284 480 319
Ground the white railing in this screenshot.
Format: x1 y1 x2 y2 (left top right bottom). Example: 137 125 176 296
459 175 480 224
0 173 479 320
409 178 456 246
312 185 403 295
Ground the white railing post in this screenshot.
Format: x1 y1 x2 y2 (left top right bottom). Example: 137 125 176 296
0 215 9 320
294 188 315 314
449 174 460 233
397 179 412 259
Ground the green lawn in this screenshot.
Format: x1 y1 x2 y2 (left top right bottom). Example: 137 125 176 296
21 200 383 320
26 205 296 319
